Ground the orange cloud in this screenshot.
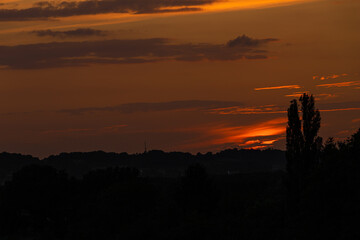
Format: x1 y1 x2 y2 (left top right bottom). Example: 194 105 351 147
313 73 348 81
285 92 336 100
244 145 268 150
285 91 309 98
242 140 261 145
315 93 337 99
240 138 279 147
316 81 360 88
262 139 278 145
322 108 360 112
254 85 301 91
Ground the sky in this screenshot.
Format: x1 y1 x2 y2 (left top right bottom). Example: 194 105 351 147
0 0 359 157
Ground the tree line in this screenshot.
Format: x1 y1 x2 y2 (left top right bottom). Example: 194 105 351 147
0 93 358 239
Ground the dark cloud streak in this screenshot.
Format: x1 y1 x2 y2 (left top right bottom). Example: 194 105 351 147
46 100 360 116
31 28 108 38
226 35 278 48
0 35 277 69
0 0 215 21
60 100 243 115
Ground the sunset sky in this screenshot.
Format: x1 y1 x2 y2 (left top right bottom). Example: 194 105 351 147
0 0 359 157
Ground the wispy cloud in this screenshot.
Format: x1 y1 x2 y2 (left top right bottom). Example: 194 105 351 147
254 85 301 91
42 124 127 135
210 102 360 116
315 93 337 100
322 107 360 112
42 128 92 134
61 100 243 115
285 91 309 98
285 92 336 100
58 100 360 117
209 105 286 115
316 81 360 88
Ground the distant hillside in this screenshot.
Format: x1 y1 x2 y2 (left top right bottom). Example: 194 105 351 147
0 149 285 182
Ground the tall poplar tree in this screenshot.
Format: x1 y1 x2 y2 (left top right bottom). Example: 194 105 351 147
286 93 321 205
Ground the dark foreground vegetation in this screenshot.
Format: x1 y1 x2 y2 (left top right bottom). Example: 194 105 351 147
0 94 359 239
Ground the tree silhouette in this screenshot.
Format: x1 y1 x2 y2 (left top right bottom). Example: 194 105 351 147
286 93 321 207
300 94 322 171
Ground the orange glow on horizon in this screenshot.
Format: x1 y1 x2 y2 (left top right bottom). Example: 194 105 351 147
211 117 286 147
181 117 287 151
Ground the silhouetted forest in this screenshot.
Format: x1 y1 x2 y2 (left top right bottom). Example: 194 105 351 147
0 149 285 183
0 94 359 239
